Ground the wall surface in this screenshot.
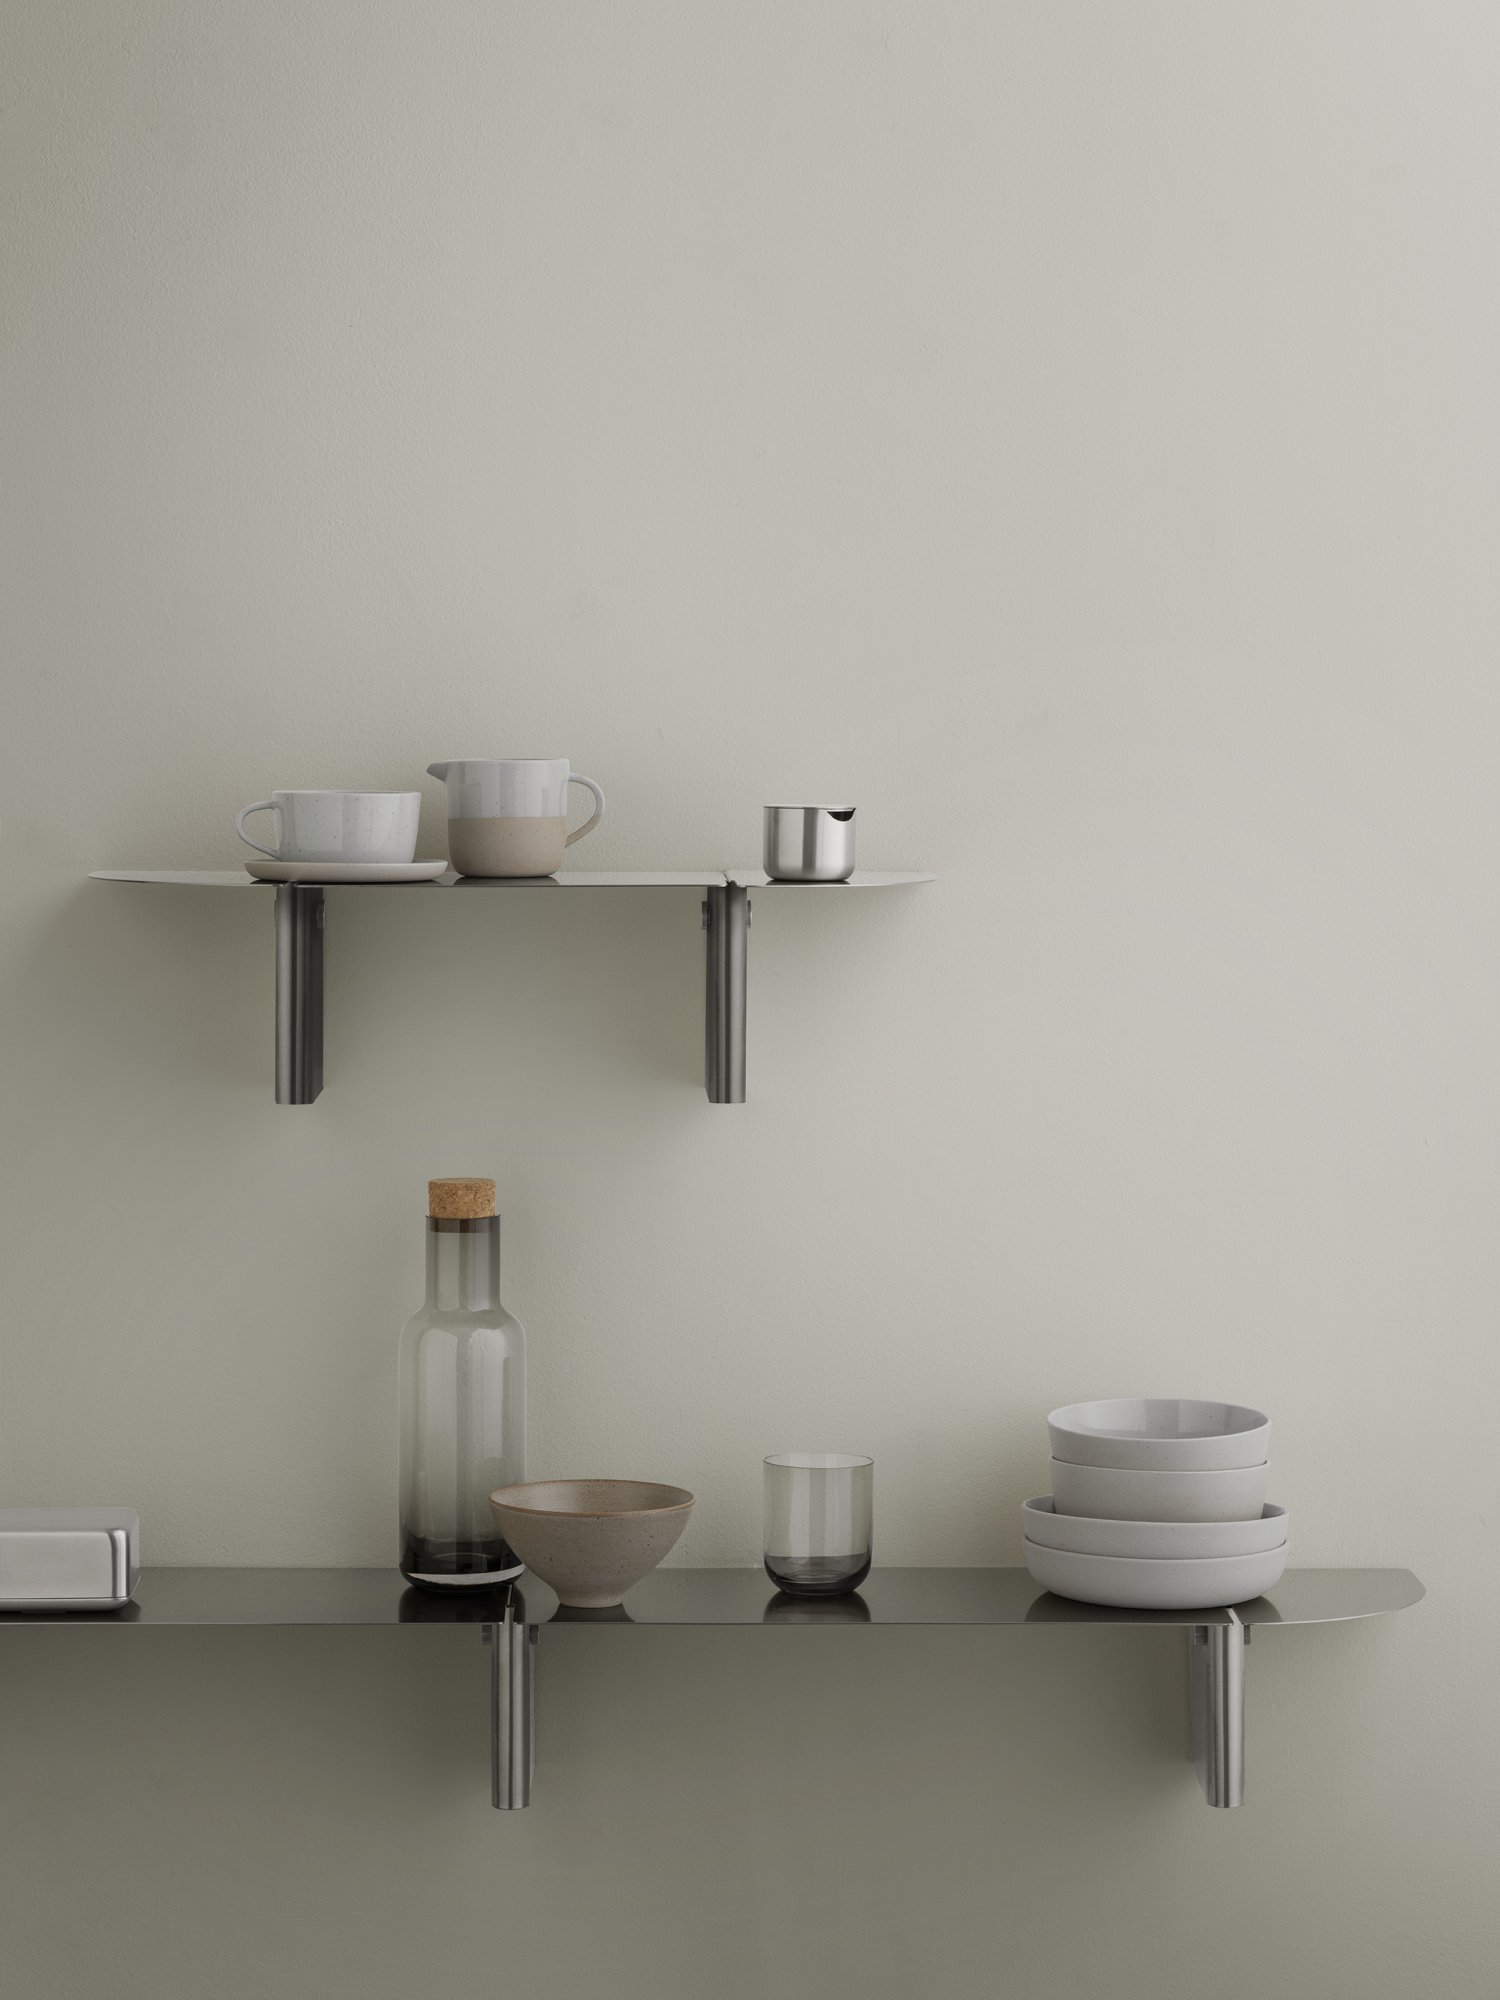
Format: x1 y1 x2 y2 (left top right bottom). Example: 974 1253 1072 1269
3 5 1497 1996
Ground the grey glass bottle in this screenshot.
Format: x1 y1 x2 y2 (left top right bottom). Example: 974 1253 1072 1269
398 1211 527 1589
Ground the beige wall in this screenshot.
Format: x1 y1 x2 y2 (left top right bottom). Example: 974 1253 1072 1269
3 5 1495 1995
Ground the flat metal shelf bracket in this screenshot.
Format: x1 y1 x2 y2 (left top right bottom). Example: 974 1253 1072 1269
483 1600 537 1810
1188 1616 1247 1807
274 885 324 1105
703 884 749 1103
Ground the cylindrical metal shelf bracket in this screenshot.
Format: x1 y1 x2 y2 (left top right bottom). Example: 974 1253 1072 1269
486 1596 536 1810
703 885 748 1104
1188 1618 1247 1807
274 885 324 1104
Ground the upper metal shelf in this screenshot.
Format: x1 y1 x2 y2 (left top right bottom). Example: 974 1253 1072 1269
89 870 934 889
89 869 933 1104
0 1564 1422 1629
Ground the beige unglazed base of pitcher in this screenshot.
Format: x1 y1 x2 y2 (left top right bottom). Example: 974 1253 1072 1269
448 816 567 877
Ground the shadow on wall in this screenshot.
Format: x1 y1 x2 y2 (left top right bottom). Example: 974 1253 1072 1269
0 877 716 1120
0 880 268 1148
334 882 709 1100
0 1622 1197 2000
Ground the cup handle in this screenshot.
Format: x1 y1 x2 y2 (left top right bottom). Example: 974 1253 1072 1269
236 800 282 858
564 774 606 847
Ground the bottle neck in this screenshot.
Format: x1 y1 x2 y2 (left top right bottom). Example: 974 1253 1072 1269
425 1215 502 1312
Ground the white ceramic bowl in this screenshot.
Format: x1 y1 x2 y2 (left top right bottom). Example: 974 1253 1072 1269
1050 1457 1268 1522
1047 1398 1270 1472
1023 1538 1287 1610
1023 1496 1287 1559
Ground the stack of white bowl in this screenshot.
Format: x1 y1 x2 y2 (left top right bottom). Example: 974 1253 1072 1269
1022 1399 1287 1609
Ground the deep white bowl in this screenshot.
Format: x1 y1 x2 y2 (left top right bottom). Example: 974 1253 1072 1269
1050 1457 1268 1522
489 1479 694 1609
1023 1538 1287 1610
1047 1398 1270 1472
1023 1496 1287 1560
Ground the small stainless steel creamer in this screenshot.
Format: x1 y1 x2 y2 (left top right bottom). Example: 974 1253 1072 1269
763 804 857 882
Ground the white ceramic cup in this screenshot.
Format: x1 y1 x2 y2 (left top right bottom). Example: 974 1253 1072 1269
235 790 421 864
426 759 606 877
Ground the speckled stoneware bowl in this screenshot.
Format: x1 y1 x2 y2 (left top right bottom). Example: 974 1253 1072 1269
488 1480 695 1609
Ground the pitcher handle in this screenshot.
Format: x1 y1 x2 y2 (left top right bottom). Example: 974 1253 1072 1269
565 774 606 847
236 799 282 858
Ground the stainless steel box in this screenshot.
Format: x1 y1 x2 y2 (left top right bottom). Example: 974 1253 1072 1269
0 1508 140 1610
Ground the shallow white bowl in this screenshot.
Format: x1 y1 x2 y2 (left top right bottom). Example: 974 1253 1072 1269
1023 1496 1287 1560
1023 1538 1287 1610
1047 1398 1270 1472
1050 1457 1268 1522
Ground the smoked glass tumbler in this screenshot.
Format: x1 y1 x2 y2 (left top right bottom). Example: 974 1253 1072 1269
763 1453 873 1595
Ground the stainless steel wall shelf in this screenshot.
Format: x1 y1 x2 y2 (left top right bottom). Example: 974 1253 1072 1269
89 869 933 1106
2 1565 1421 1811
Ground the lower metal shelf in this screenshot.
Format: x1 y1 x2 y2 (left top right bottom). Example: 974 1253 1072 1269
2 1565 1421 1813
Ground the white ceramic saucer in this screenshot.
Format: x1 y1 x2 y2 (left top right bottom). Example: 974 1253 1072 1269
245 859 448 884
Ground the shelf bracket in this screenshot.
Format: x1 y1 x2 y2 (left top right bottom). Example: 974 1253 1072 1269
703 884 749 1104
483 1595 537 1810
274 885 324 1105
1188 1617 1247 1807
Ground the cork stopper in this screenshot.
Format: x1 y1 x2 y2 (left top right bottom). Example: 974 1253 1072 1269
427 1178 496 1220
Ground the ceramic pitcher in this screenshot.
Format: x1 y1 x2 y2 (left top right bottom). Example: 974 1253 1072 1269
427 759 605 877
